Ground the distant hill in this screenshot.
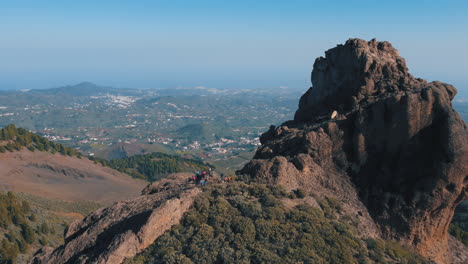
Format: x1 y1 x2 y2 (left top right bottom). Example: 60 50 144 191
0 124 146 203
23 82 144 98
176 123 216 142
92 152 211 182
92 141 171 160
29 82 116 96
176 122 234 143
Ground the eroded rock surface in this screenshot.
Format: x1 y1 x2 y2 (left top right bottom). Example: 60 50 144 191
239 39 467 263
30 173 200 264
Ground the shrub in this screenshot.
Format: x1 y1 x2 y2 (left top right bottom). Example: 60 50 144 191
0 238 19 263
294 188 307 198
40 222 50 234
125 183 427 264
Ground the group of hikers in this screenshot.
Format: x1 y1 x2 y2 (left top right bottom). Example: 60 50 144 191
190 169 233 186
191 170 210 186
222 175 233 182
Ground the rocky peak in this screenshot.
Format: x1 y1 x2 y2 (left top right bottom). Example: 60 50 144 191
294 38 456 122
241 38 467 263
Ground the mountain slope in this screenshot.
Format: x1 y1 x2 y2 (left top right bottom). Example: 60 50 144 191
0 125 146 203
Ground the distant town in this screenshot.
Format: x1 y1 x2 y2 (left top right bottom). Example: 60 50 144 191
0 83 302 169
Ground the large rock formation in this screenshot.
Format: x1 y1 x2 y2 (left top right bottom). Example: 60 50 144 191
239 39 467 263
30 173 200 264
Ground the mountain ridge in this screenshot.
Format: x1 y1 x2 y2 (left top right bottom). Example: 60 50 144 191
29 82 116 96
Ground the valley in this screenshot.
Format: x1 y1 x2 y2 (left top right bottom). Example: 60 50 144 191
0 83 303 174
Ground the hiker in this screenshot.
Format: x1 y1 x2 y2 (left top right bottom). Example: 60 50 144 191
191 174 196 183
221 173 225 182
201 179 207 186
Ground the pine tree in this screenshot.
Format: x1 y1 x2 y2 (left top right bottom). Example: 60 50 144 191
20 223 35 244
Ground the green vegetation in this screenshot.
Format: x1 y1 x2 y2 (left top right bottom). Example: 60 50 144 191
176 123 234 143
126 183 425 264
0 124 80 156
450 200 468 246
0 192 45 263
91 152 211 182
0 192 99 264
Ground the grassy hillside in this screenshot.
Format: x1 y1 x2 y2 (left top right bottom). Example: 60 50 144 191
125 183 425 264
92 152 211 182
0 123 200 184
0 124 79 156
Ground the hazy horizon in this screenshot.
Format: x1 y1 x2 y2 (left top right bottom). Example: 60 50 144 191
1 1 467 97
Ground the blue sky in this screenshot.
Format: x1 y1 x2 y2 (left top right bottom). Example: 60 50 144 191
1 0 467 96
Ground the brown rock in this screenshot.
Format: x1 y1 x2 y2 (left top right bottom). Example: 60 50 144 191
239 38 467 263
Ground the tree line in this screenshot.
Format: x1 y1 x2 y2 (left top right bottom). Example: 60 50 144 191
90 152 211 182
0 124 79 157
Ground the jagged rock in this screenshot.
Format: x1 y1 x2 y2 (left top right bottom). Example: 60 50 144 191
30 173 201 264
239 38 467 263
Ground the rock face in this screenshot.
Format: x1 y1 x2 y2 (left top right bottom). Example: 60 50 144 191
30 173 201 264
239 39 467 263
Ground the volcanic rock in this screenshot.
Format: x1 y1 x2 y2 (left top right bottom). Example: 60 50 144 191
239 38 467 263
